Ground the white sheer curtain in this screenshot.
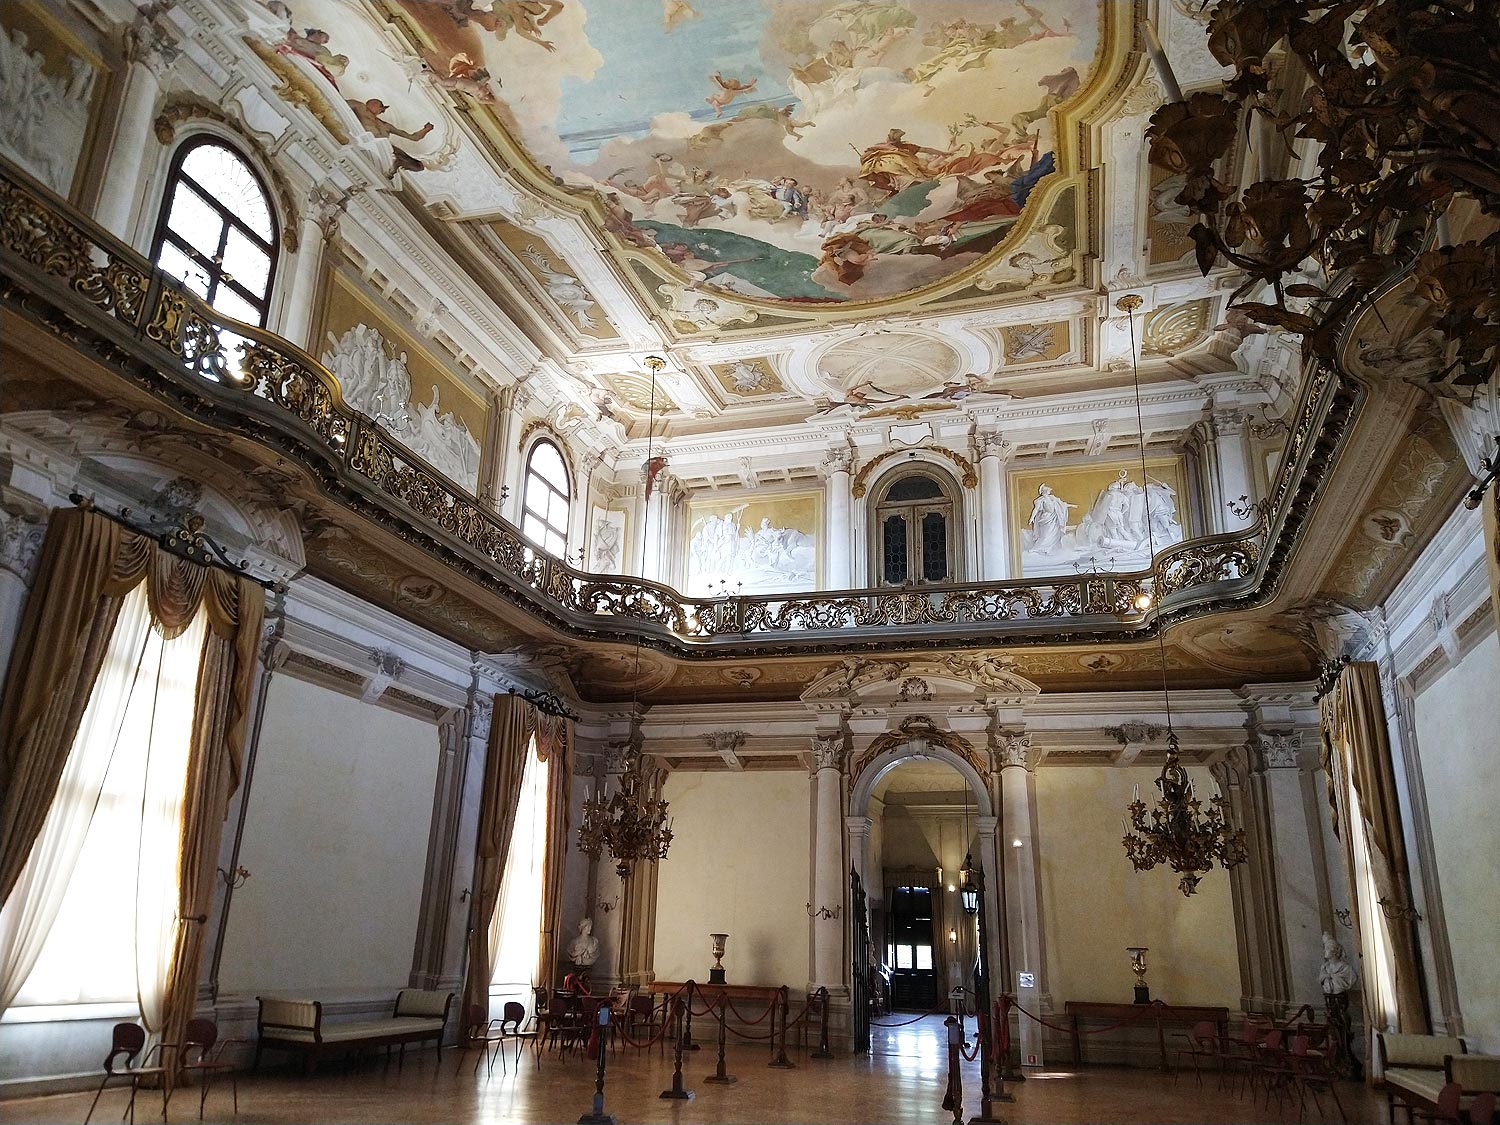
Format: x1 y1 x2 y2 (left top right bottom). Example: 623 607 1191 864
1343 762 1399 1070
1 583 206 1024
489 737 549 1012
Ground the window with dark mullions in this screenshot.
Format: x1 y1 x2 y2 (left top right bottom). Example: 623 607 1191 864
150 139 278 328
521 439 571 558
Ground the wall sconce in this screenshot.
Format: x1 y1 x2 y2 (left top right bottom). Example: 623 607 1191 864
805 903 841 920
217 865 251 890
948 927 958 945
596 892 620 915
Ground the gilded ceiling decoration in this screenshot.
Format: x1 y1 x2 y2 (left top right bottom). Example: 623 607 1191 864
998 320 1071 365
708 358 788 400
1141 298 1212 357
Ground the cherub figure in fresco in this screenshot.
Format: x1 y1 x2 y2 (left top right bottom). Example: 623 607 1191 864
857 129 949 199
275 27 348 86
662 0 699 32
417 0 564 52
707 72 757 117
405 50 498 102
346 98 434 173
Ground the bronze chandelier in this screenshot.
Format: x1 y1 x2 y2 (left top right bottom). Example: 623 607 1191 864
1122 732 1248 896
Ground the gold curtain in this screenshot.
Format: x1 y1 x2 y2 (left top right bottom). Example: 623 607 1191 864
160 569 264 1075
1320 661 1429 1034
1484 482 1500 636
462 693 533 1020
535 715 572 990
0 505 264 1078
0 508 124 907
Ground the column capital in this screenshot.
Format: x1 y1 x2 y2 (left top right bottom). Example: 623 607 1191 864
0 510 45 585
974 429 1014 462
845 815 873 838
973 814 998 836
820 445 855 477
1210 407 1248 438
989 727 1035 771
1252 728 1303 770
811 731 846 773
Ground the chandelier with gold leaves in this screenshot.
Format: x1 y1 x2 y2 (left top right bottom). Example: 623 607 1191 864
1122 732 1248 896
576 739 673 880
1145 0 1500 398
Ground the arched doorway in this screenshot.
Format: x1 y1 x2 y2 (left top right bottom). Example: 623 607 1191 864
847 741 999 1021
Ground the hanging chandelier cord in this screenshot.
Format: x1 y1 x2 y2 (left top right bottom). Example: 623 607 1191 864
1123 302 1176 740
630 358 661 712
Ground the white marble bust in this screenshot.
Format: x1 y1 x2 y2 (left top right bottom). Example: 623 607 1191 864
1319 931 1356 995
568 917 600 967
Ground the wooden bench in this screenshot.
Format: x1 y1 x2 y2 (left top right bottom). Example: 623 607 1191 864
254 990 454 1074
1378 1031 1468 1125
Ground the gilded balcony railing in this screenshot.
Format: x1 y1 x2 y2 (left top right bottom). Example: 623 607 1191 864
0 157 1356 653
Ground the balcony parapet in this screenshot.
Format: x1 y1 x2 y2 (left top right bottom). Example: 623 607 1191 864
0 157 1359 656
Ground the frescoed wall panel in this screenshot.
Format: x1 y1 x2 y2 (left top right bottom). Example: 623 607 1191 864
0 3 107 201
314 268 489 493
1008 457 1193 578
684 490 820 596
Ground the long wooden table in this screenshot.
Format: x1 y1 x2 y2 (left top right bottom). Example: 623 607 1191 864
1064 1000 1230 1071
647 981 791 1046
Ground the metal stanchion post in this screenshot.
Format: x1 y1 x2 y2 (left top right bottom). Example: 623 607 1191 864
769 985 795 1069
998 995 1024 1083
811 986 833 1059
943 1015 963 1125
970 860 1011 1123
660 999 695 1101
682 980 700 1050
703 996 736 1085
579 1005 618 1125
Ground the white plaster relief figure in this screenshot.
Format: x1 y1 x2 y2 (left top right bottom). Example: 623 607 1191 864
687 506 815 595
1019 471 1184 576
521 245 598 330
1022 485 1072 554
322 324 481 492
590 509 623 572
0 27 95 195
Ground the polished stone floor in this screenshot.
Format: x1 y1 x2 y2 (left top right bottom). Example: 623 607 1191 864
7 1015 1384 1124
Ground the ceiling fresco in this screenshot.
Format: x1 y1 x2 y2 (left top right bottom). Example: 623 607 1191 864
263 0 1112 308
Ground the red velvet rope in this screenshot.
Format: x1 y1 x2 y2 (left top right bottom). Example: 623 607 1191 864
1009 997 1180 1036
870 996 953 1027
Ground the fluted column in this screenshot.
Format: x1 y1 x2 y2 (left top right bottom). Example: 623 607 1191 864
94 20 176 246
821 446 854 589
975 431 1015 580
810 731 847 993
641 469 678 585
278 185 348 349
994 729 1047 1066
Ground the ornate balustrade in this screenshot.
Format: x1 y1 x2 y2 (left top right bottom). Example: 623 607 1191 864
0 156 1354 654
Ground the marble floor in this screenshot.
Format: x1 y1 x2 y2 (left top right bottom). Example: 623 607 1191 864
7 1015 1385 1124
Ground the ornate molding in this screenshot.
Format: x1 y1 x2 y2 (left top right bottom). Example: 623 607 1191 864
850 445 978 498
1103 722 1165 747
0 510 45 584
849 716 985 789
707 729 747 769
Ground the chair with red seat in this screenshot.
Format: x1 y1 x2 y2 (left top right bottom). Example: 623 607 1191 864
1468 1090 1497 1125
1412 1081 1462 1125
453 1003 507 1077
499 1000 536 1069
83 1022 170 1125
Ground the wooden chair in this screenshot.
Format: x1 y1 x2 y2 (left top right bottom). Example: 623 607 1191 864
499 1000 536 1068
170 1018 243 1120
627 992 663 1054
1289 1032 1346 1122
606 986 634 1053
544 990 586 1058
1217 1022 1264 1097
453 1003 506 1077
1255 1029 1295 1110
1173 1020 1221 1088
83 1023 170 1125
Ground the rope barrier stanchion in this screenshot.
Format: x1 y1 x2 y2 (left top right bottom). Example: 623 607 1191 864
578 1004 618 1125
702 993 737 1086
942 1015 963 1125
811 986 833 1059
998 995 1023 1083
659 999 694 1101
768 985 795 1069
681 980 701 1051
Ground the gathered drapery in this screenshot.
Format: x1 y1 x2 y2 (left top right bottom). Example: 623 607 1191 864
0 506 263 1072
536 715 572 992
463 693 533 1021
1320 662 1429 1045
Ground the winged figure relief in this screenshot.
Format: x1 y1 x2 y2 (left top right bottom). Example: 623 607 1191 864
521 246 599 330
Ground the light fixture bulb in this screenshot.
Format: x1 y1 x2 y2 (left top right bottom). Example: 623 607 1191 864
1134 591 1153 611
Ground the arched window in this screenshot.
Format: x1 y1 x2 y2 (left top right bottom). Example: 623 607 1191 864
872 470 959 586
150 139 278 326
521 440 570 557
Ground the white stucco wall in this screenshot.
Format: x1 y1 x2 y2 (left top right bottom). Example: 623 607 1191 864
1036 765 1241 1010
652 771 811 989
218 673 440 996
1413 631 1500 1051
